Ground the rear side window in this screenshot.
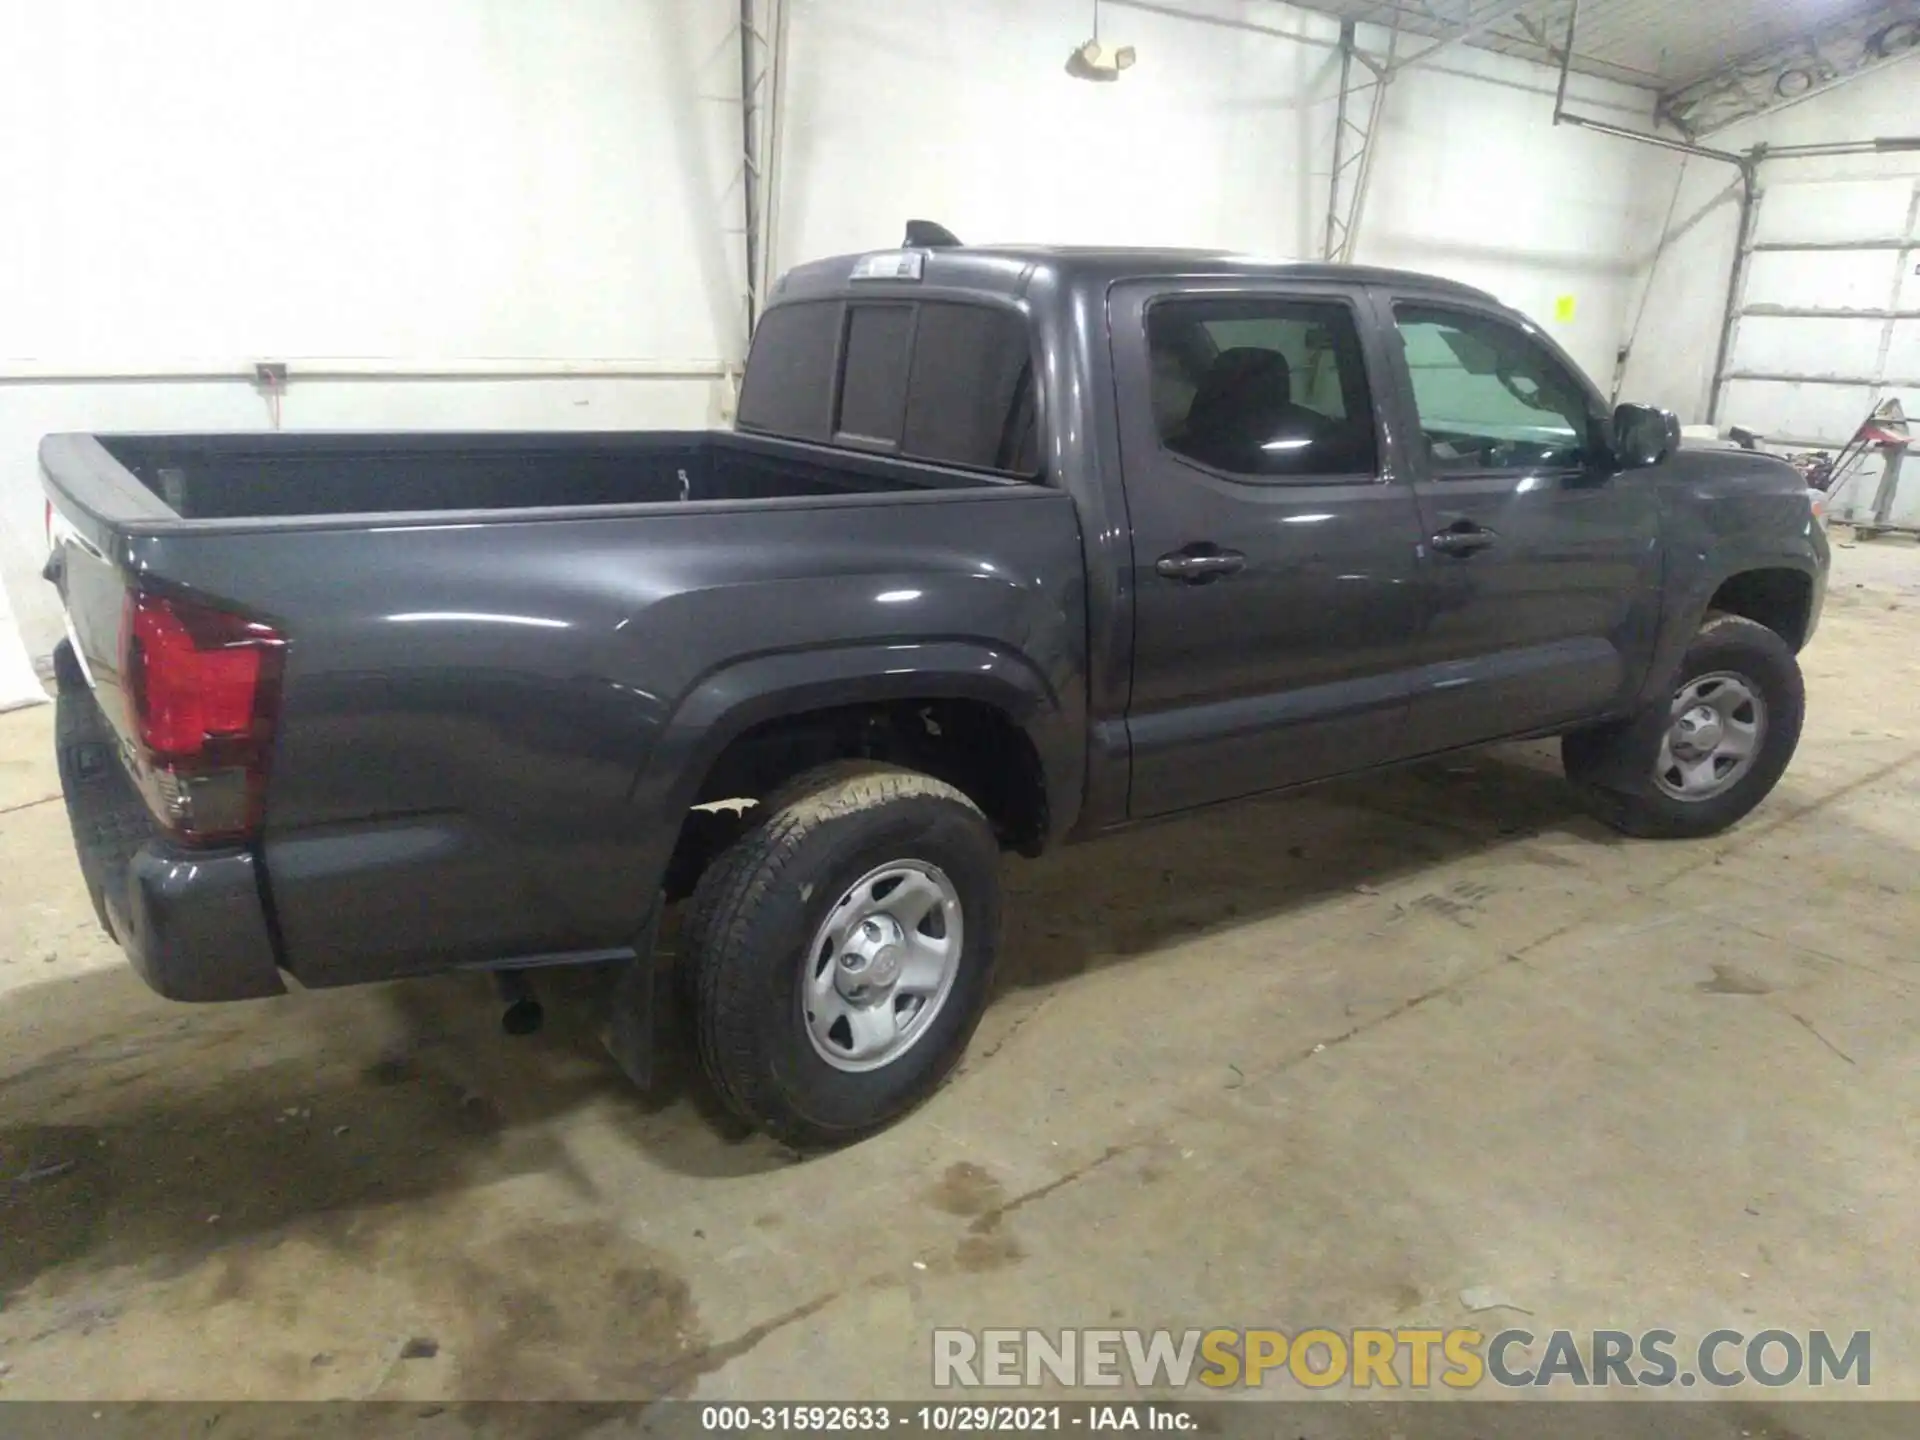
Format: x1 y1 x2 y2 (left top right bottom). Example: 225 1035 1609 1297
737 302 839 441
740 298 1039 477
1146 298 1377 479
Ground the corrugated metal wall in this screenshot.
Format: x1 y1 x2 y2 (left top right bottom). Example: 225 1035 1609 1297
1720 176 1920 447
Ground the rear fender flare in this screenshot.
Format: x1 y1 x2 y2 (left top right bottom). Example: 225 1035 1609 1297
627 640 1076 890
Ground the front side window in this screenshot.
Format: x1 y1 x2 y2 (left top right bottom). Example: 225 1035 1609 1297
1146 298 1378 479
1394 305 1596 474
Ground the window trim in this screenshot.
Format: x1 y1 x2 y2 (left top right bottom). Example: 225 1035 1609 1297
1386 298 1605 483
1139 290 1387 488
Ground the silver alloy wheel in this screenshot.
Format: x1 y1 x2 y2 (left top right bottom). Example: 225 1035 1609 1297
1654 670 1767 802
802 860 964 1073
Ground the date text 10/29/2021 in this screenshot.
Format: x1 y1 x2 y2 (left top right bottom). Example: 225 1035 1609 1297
701 1406 1191 1432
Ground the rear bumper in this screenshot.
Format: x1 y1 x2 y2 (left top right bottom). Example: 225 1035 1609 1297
55 646 286 1002
110 846 287 1002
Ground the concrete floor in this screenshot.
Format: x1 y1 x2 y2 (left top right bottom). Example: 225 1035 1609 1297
2 539 1918 1411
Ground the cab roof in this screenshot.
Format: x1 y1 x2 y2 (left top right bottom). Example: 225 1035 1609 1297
774 244 1501 308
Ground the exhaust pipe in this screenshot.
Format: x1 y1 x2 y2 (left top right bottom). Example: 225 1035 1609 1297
493 969 544 1036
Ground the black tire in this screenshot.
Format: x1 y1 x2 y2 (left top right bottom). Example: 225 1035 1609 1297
682 762 1001 1148
1563 614 1804 839
669 769 848 1020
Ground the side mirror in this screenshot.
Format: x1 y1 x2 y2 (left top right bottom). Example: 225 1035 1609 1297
1612 403 1680 470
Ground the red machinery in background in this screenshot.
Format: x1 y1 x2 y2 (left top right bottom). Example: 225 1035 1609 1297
1791 399 1913 539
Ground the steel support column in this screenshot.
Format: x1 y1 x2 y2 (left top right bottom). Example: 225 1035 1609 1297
1323 20 1395 264
738 0 786 340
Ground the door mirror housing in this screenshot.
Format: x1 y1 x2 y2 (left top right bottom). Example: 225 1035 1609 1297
1612 403 1680 470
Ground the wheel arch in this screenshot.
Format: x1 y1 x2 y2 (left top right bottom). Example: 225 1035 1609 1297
1639 554 1822 712
1706 566 1817 651
630 640 1081 901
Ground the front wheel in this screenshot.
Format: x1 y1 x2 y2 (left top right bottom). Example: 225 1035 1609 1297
682 762 1001 1148
1563 614 1805 839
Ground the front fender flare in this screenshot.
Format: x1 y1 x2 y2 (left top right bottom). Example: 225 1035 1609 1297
1638 552 1823 711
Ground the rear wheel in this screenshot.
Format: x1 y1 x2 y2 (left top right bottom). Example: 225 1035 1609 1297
682 762 1000 1148
1563 614 1804 839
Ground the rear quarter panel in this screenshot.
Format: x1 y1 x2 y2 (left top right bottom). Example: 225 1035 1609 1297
125 488 1087 985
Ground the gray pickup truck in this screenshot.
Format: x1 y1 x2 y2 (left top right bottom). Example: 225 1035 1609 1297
42 241 1828 1146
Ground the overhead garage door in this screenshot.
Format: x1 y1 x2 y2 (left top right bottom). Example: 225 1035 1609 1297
1716 175 1920 526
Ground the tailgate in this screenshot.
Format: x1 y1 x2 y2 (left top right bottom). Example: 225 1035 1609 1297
40 434 179 758
40 436 290 1000
42 432 291 848
52 643 160 937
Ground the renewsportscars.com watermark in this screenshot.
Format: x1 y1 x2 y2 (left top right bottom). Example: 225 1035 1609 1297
933 1327 1872 1391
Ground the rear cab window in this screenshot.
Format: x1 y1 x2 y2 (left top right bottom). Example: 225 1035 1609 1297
736 302 840 442
835 303 915 446
738 297 1041 479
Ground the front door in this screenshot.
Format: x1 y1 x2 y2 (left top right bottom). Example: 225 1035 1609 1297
1113 283 1428 818
1374 294 1662 752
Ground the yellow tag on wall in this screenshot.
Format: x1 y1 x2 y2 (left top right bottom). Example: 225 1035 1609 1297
1553 294 1577 324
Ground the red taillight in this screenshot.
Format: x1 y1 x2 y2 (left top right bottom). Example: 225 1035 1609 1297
121 589 287 845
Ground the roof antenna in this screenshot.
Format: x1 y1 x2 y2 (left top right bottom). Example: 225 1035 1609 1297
904 220 962 248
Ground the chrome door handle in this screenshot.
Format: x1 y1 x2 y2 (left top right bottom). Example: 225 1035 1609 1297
1156 549 1247 583
1431 525 1497 556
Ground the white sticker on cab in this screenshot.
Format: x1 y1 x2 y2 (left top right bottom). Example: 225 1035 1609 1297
850 251 925 281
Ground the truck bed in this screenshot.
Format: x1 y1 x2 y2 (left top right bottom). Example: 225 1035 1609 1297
41 424 1086 997
85 429 1011 521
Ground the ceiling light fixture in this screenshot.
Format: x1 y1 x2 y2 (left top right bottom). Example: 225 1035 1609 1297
1067 0 1136 81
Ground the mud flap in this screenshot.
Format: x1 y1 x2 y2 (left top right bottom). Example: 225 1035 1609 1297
1567 650 1685 801
1590 704 1670 795
601 897 662 1090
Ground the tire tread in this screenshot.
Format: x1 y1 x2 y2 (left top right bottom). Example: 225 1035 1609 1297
1564 614 1804 839
684 762 987 1146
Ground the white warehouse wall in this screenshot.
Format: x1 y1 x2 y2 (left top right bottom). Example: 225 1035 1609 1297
1356 42 1678 389
777 0 1672 385
2 0 1671 662
0 0 745 660
1619 59 1920 427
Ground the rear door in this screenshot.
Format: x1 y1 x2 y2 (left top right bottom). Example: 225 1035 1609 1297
1112 282 1427 817
1375 293 1662 750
